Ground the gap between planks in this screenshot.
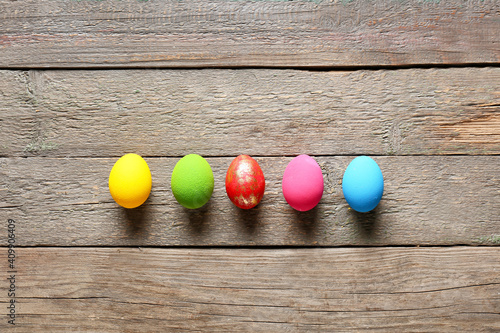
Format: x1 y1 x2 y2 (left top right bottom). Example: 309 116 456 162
6 244 499 250
3 62 500 72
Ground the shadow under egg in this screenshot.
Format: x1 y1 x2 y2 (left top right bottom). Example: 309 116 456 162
292 205 319 241
351 205 382 240
236 204 262 236
122 200 150 239
185 201 211 236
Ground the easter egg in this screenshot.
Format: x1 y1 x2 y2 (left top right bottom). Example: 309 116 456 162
282 154 324 211
171 154 214 209
108 153 152 209
225 155 265 209
342 156 384 213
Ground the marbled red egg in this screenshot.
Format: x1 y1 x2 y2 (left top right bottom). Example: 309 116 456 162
225 155 265 209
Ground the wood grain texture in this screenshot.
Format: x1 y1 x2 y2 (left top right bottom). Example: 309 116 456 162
0 247 498 332
1 156 498 246
1 68 499 157
0 0 499 68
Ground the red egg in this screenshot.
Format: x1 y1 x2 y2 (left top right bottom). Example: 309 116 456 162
225 155 265 209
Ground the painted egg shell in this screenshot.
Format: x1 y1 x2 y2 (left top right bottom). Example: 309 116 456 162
225 155 265 209
282 154 324 212
342 156 384 213
109 153 152 209
171 154 214 210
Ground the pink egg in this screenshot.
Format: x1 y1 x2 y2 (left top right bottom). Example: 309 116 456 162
282 155 324 211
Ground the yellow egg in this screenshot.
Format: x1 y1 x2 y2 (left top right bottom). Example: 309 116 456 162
108 154 152 208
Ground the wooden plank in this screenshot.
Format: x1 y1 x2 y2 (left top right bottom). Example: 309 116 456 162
1 68 499 157
0 0 499 68
0 247 498 332
1 156 498 246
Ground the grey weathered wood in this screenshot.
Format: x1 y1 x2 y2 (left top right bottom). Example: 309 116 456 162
1 156 498 246
1 68 499 157
0 0 499 68
0 247 498 332
1 2 498 331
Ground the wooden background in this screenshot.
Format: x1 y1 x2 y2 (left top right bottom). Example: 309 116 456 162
1 0 499 331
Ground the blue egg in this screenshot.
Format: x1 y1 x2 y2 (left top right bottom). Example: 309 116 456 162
342 156 384 213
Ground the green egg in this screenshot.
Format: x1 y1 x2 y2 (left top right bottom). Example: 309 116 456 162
171 154 214 209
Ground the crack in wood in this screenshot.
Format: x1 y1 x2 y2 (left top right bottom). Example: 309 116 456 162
349 282 500 295
187 300 292 309
459 312 500 315
18 296 111 300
